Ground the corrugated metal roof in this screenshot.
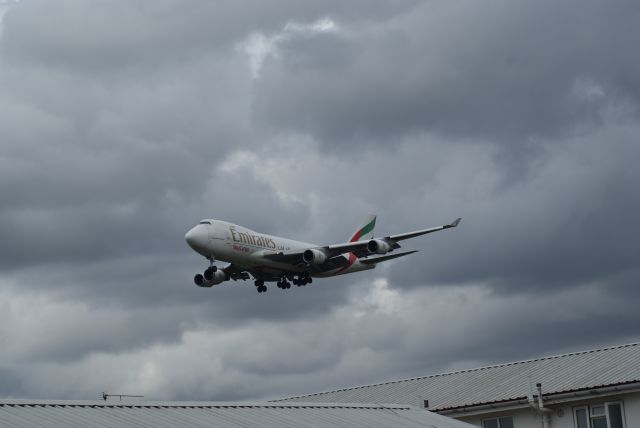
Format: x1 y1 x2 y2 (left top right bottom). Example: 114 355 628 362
0 400 474 428
277 342 640 411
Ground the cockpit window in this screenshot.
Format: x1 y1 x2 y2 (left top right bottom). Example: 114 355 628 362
199 221 211 225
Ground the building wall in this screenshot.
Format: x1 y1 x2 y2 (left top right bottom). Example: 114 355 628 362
624 391 640 427
457 408 542 428
453 391 640 428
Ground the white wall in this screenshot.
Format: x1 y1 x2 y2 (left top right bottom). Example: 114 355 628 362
621 391 640 428
457 408 543 428
452 391 640 428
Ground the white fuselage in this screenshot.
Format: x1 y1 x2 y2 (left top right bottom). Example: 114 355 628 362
185 219 373 278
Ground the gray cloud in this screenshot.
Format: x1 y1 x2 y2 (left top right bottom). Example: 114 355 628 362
0 0 638 403
1 0 419 72
382 125 640 292
253 0 640 145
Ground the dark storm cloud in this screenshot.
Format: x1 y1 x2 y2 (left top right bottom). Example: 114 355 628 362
1 0 419 71
0 0 415 270
253 0 640 144
0 155 313 268
383 125 640 293
0 0 638 403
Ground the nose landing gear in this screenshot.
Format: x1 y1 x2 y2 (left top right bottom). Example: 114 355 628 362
204 258 217 280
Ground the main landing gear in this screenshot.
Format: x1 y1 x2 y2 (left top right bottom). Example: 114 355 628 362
277 277 291 290
292 271 312 287
253 272 313 294
276 272 312 290
254 279 267 293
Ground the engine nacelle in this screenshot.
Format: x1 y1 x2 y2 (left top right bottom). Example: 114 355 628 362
194 270 226 287
302 248 328 265
367 239 391 255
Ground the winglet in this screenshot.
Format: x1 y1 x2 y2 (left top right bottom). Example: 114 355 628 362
446 218 462 228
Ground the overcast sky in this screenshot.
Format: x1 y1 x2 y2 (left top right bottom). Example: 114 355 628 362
1 0 639 401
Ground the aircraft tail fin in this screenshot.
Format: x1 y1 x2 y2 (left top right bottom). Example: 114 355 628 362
349 214 376 242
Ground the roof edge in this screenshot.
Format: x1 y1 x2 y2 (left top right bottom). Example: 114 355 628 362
436 380 640 415
0 399 413 410
274 342 640 403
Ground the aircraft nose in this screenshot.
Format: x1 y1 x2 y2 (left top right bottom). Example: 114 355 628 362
185 225 208 253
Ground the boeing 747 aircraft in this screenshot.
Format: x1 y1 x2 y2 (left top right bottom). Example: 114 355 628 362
185 215 461 293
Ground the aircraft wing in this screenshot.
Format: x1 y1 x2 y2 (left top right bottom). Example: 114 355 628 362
262 218 461 264
325 217 461 259
386 217 461 242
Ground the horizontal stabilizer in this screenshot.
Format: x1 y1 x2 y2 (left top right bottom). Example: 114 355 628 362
360 250 418 265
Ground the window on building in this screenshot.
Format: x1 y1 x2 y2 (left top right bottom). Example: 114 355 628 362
591 405 607 428
482 416 514 428
607 403 624 428
575 407 589 428
573 402 625 428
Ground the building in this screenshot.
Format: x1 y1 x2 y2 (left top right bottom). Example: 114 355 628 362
0 400 475 428
277 343 640 428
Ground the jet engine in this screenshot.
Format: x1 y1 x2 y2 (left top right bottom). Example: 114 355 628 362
194 270 226 287
367 239 391 255
302 248 328 265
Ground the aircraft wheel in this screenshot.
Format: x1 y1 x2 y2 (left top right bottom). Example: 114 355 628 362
204 268 214 281
308 278 313 284
260 285 267 293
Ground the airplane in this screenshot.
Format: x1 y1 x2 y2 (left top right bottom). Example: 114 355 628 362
185 215 461 293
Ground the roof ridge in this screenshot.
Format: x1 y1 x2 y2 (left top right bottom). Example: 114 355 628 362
275 342 639 401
